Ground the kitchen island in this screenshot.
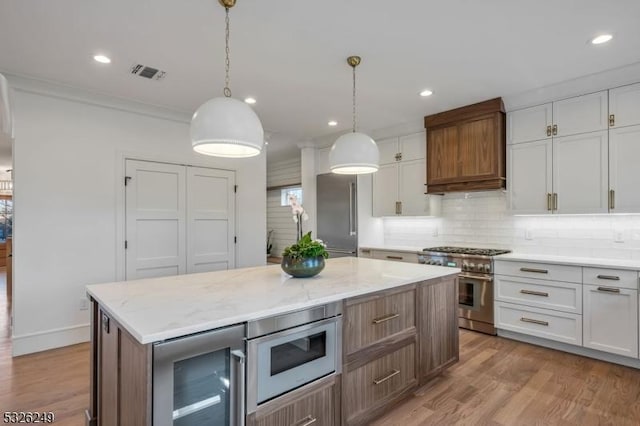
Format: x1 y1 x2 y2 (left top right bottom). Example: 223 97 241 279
86 257 459 425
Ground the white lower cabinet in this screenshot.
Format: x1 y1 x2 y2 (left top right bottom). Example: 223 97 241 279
495 301 582 345
583 284 639 358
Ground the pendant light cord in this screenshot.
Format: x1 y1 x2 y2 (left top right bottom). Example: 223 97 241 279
352 65 357 133
223 7 232 97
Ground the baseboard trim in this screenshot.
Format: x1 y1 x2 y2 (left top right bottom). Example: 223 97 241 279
498 329 640 370
12 324 90 356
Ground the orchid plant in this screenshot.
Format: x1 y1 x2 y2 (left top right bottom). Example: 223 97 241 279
288 193 309 241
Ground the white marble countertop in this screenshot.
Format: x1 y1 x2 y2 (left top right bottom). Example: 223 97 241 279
86 257 459 344
495 253 640 271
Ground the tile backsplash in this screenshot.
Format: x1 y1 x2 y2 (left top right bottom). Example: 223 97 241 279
384 192 640 260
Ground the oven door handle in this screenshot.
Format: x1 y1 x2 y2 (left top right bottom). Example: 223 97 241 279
458 274 493 281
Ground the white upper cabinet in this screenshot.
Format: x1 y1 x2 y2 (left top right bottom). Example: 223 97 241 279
508 103 552 144
508 139 553 214
609 83 640 128
553 130 609 214
609 124 640 213
372 131 439 217
553 91 608 137
376 131 426 165
377 137 400 165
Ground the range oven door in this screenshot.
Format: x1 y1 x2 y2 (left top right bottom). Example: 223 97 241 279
247 316 341 413
458 273 494 324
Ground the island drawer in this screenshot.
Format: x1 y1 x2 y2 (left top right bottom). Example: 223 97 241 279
495 261 581 283
495 275 582 314
495 301 582 345
249 375 339 426
583 267 638 290
343 342 417 424
344 287 416 354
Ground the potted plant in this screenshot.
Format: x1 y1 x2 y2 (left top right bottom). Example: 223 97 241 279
281 194 329 277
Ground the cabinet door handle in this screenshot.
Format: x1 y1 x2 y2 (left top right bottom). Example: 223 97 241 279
547 193 552 211
386 255 403 260
609 189 615 210
372 313 400 324
373 369 400 385
294 415 317 426
552 124 558 135
395 201 401 215
520 267 548 274
597 275 620 281
101 313 110 333
520 317 549 326
609 114 615 127
553 193 558 211
520 289 549 297
546 125 552 137
597 286 621 293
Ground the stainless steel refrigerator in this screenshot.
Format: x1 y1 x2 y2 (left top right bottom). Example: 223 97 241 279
316 173 358 257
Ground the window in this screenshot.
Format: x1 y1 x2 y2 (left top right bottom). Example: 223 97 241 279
280 187 303 207
0 199 12 242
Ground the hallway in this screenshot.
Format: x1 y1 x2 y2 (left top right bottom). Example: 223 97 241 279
0 269 89 425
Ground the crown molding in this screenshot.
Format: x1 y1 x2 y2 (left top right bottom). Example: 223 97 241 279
1 71 192 124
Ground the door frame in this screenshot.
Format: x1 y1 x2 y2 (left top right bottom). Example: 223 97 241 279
115 151 237 282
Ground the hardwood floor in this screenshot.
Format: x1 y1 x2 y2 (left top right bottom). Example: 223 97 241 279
1 277 640 426
0 269 90 425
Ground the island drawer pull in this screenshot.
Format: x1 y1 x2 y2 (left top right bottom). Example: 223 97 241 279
294 415 317 426
597 287 621 293
373 369 400 385
372 313 400 324
520 267 548 274
520 317 549 326
520 289 549 297
596 275 620 281
386 255 403 260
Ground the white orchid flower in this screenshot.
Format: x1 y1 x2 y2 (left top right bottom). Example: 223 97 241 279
301 213 309 221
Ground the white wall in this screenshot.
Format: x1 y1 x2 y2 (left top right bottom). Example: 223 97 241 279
11 81 266 355
267 157 301 255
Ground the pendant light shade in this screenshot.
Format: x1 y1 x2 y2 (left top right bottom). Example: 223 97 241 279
191 97 264 157
329 132 379 174
190 0 264 158
329 56 379 174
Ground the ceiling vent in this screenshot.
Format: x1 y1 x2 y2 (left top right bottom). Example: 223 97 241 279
130 64 166 81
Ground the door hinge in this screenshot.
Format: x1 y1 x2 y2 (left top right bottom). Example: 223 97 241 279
124 176 132 186
234 185 238 193
234 236 237 244
124 240 128 249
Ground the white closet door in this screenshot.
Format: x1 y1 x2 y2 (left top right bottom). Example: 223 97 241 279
125 160 186 280
186 167 235 273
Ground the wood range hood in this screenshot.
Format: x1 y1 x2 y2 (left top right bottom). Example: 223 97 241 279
424 97 506 194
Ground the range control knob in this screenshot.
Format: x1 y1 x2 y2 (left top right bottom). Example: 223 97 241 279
483 264 491 273
436 260 443 266
462 263 469 271
469 263 476 271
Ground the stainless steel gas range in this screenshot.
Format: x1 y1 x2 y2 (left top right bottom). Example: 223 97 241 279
420 246 511 335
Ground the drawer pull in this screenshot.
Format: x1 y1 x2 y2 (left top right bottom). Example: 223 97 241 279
520 267 548 274
294 415 317 426
361 249 371 254
386 255 403 260
373 369 400 385
372 313 400 324
596 275 620 281
520 289 549 297
597 286 621 293
520 317 549 326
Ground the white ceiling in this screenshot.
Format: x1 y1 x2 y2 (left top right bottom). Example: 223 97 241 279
1 0 639 158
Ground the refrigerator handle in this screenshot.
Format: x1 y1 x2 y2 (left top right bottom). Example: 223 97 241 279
349 182 357 236
231 349 246 426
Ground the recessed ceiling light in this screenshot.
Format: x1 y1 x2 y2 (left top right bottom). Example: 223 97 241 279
420 89 433 97
93 55 111 64
328 120 338 127
244 97 257 104
591 34 613 45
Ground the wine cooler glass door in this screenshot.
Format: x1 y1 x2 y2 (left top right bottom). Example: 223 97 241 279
154 324 245 426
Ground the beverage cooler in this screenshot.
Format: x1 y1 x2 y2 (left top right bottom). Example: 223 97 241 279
153 324 246 426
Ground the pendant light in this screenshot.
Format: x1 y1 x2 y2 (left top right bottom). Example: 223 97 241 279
190 0 264 158
329 56 379 174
